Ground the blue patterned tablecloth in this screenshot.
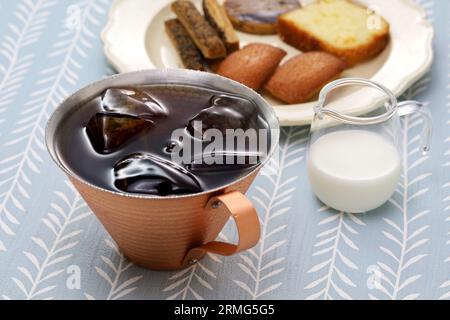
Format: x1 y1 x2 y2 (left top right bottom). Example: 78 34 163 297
0 0 448 300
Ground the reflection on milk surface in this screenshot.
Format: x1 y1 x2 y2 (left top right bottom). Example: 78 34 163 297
307 130 401 213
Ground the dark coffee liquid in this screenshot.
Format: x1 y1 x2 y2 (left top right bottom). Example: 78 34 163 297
56 85 270 196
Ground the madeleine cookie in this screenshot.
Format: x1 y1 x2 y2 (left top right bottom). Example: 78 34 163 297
265 52 347 104
217 43 287 91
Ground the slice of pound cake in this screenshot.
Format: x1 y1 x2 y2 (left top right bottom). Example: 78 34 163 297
278 0 390 66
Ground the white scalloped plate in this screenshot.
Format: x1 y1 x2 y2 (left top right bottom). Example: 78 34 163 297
101 0 434 126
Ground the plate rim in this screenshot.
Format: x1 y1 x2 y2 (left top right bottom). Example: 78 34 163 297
101 0 435 126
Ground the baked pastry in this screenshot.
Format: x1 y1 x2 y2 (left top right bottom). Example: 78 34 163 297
265 52 346 104
277 0 390 66
165 19 207 71
171 0 226 59
217 43 287 91
224 0 301 35
203 0 239 53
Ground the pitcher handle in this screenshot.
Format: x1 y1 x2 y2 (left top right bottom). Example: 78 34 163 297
182 191 260 266
315 77 399 125
398 100 432 154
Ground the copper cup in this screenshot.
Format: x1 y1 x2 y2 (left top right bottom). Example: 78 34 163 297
46 69 280 270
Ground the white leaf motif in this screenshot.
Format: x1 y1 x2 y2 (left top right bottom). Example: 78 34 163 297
372 74 432 300
0 0 108 250
86 238 143 300
233 127 307 299
305 212 364 300
13 186 91 299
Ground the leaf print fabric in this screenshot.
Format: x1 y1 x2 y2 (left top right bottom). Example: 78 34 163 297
0 0 449 300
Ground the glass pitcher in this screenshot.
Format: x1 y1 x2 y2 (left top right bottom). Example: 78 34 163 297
307 78 432 213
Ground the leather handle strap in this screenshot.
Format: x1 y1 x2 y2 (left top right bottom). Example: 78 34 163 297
182 191 260 265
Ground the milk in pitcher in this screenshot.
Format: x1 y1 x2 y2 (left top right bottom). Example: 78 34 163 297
307 130 401 213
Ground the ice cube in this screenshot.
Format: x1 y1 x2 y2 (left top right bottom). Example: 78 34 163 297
101 88 168 121
114 153 202 196
187 94 259 136
85 88 169 154
85 114 151 154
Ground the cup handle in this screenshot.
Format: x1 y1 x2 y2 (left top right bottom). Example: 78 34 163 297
182 191 260 266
